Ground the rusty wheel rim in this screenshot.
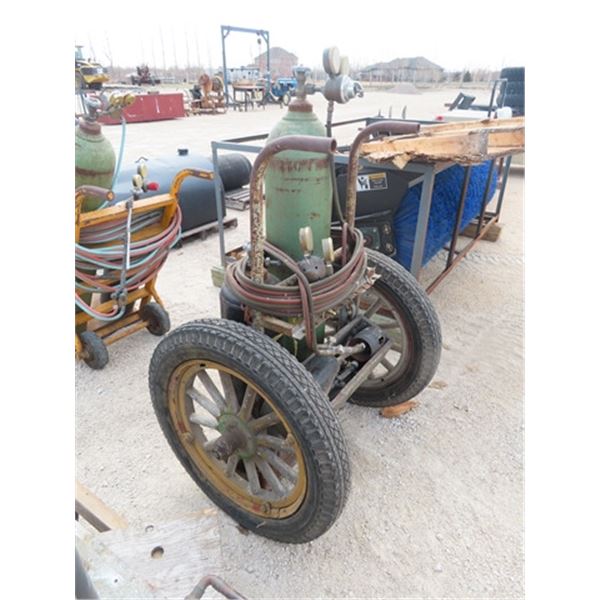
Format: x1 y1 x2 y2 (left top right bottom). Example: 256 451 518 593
168 360 307 519
359 287 412 387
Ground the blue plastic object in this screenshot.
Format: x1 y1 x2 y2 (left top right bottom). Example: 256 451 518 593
393 162 498 270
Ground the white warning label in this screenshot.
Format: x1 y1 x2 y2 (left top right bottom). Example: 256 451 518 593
356 172 388 192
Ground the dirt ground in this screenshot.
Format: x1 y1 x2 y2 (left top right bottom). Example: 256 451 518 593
76 86 524 598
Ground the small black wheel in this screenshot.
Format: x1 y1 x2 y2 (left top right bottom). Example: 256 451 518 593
149 318 351 543
79 331 109 370
140 302 171 336
351 249 442 407
281 92 291 106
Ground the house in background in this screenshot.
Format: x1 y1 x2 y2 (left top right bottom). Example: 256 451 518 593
359 56 444 83
252 47 298 79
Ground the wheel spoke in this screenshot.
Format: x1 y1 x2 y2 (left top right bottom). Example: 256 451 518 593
378 321 400 330
243 459 262 495
256 434 295 454
391 342 404 352
249 411 280 432
218 372 240 413
364 296 383 318
189 412 218 429
256 457 285 495
187 388 221 418
225 454 240 477
381 357 395 371
196 371 227 413
260 448 297 482
238 386 257 421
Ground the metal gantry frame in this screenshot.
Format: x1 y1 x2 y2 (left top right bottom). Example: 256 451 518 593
210 117 514 294
220 25 270 109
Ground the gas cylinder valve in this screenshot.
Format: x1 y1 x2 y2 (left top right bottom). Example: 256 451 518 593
321 46 364 104
297 226 328 282
291 47 363 106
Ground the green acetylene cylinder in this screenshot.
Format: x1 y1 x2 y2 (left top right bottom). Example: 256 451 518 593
264 97 332 260
75 117 115 212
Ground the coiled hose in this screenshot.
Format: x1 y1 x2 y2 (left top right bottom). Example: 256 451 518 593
225 228 367 350
221 134 375 351
75 204 182 322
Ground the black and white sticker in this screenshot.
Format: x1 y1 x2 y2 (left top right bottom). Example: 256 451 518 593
356 172 388 192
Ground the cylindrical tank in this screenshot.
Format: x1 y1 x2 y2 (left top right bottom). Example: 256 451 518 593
75 118 116 212
112 150 252 232
264 97 332 260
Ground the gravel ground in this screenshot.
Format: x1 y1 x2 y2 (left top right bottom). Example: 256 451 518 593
76 87 524 598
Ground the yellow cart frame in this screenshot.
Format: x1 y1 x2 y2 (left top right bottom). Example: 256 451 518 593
75 169 213 363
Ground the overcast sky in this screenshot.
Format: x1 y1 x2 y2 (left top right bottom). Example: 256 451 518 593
76 0 526 72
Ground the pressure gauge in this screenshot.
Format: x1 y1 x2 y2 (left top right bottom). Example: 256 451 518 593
322 47 341 76
137 162 148 178
340 56 350 76
132 173 144 189
299 226 314 255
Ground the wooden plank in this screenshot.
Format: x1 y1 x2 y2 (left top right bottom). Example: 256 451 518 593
78 509 224 599
421 116 524 134
360 117 525 167
75 481 128 532
487 128 525 151
365 131 491 169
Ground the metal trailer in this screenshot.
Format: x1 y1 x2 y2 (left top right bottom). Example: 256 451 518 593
209 117 514 294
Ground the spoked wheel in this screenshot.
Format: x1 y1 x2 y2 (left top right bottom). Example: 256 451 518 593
149 319 350 543
351 249 442 407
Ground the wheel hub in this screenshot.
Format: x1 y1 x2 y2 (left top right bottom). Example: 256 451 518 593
213 413 257 460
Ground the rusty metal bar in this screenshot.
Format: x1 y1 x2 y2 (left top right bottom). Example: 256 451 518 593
331 340 392 409
446 166 472 269
494 154 513 219
426 214 499 294
345 121 420 229
248 135 337 283
185 574 247 600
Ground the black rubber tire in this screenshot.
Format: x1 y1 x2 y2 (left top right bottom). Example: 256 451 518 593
149 318 351 543
350 249 442 407
503 93 525 115
79 331 109 370
505 81 524 95
500 67 525 82
282 92 291 106
140 302 171 336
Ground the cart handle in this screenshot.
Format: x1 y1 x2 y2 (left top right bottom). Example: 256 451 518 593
169 168 214 199
248 135 337 282
345 121 420 229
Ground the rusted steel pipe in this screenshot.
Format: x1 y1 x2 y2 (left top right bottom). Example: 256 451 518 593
75 185 114 210
248 135 337 282
345 121 420 229
185 574 247 600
